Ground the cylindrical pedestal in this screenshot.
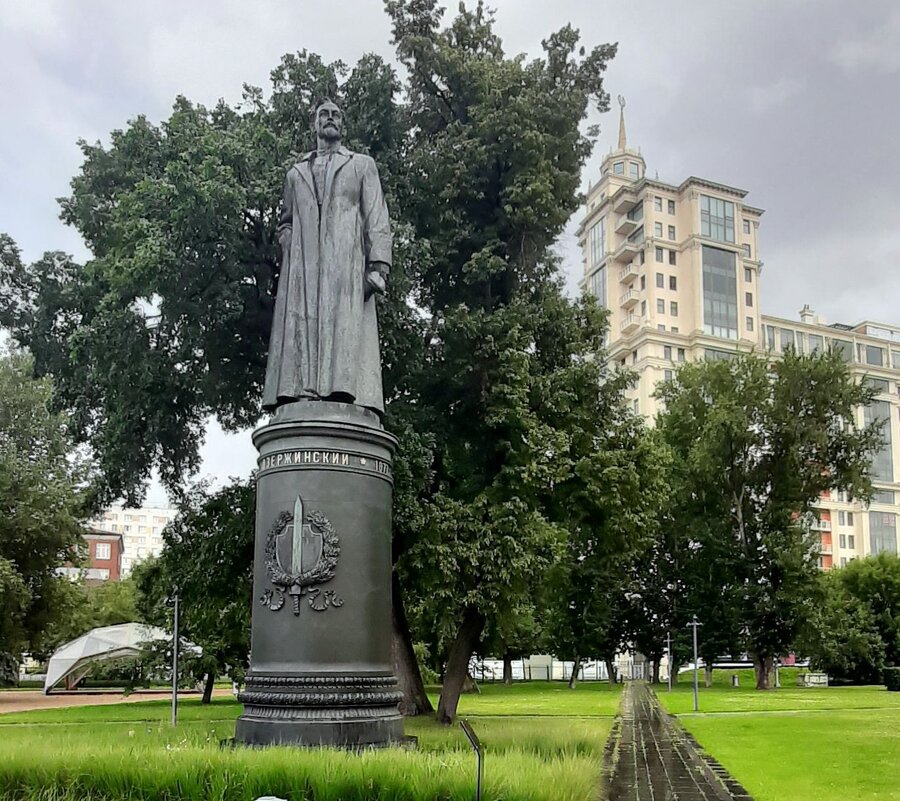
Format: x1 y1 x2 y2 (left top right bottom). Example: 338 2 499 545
235 402 403 747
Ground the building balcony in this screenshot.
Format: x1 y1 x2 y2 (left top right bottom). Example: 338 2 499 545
820 544 833 555
615 216 639 236
611 188 641 215
811 519 832 532
618 262 639 283
619 288 639 309
612 241 642 264
620 314 642 335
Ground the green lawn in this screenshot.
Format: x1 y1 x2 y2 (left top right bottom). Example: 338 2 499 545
0 681 620 801
683 709 900 801
655 674 900 801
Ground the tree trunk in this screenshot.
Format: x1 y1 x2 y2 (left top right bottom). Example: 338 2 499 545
391 571 434 717
704 665 713 688
462 673 480 694
754 653 773 690
568 655 581 689
605 657 617 686
502 652 513 685
201 671 216 704
649 660 659 684
436 606 486 725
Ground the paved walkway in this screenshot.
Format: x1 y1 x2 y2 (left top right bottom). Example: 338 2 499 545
605 683 752 801
0 688 233 715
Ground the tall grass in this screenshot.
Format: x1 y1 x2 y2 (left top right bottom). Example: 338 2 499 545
0 713 610 801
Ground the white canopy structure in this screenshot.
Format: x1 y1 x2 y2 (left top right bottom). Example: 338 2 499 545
43 623 170 694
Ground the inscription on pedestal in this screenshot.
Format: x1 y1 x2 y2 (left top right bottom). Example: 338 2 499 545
258 449 392 480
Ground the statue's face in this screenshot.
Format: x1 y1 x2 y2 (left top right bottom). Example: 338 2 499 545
315 102 343 142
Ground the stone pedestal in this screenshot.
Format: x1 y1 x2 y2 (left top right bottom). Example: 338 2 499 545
234 402 403 747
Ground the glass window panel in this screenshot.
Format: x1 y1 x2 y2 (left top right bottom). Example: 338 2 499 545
864 401 894 482
700 195 735 243
829 339 852 363
866 345 884 366
869 512 897 555
702 246 738 339
588 266 606 307
614 162 625 175
590 218 606 269
808 334 824 353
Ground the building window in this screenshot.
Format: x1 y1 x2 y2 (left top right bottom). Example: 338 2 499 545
808 334 824 352
656 272 664 288
670 301 678 317
654 196 663 212
702 245 738 339
664 369 674 382
590 218 606 269
668 199 676 214
742 244 752 258
671 326 679 333
677 348 686 362
704 348 736 362
780 328 795 352
866 377 890 394
658 324 666 332
654 222 663 237
614 161 625 175
700 195 735 243
655 247 664 262
628 226 645 245
657 299 665 314
744 267 752 282
641 301 647 316
628 204 644 222
669 276 677 290
668 225 676 241
746 316 754 332
745 292 753 307
588 267 607 306
841 557 848 567
632 350 639 364
849 534 856 549
873 489 895 504
865 401 894 482
95 543 111 560
629 162 640 178
639 249 646 265
829 339 853 363
664 345 672 359
667 250 675 266
839 533 847 548
743 219 751 234
848 512 854 525
866 345 884 367
869 512 897 555
839 511 846 526
633 398 640 414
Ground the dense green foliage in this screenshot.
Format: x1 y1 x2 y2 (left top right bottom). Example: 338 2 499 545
885 667 900 691
655 349 882 688
134 481 255 697
800 553 900 684
0 349 92 681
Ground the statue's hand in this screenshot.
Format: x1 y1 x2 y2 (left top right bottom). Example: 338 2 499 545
364 269 386 299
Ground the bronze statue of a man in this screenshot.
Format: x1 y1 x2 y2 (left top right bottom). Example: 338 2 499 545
262 100 391 415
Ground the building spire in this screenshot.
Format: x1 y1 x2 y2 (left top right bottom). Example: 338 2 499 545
617 95 627 150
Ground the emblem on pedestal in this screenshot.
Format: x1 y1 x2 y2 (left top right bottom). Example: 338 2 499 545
261 496 343 615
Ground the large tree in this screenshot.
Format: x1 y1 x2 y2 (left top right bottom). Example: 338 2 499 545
0 345 91 681
656 349 882 689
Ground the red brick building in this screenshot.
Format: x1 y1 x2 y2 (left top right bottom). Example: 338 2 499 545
59 529 124 584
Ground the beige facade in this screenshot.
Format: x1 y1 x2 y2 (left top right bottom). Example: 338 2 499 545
88 504 179 575
578 105 900 564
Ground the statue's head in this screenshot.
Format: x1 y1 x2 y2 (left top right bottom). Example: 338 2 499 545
314 99 343 144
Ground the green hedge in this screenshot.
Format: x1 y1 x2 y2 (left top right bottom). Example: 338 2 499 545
884 666 900 691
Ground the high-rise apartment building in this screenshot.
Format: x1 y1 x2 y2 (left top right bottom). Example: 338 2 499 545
88 504 179 575
577 103 900 566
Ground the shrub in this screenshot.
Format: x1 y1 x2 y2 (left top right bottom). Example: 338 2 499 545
884 666 900 691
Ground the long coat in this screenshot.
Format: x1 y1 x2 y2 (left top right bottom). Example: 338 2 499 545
262 147 391 414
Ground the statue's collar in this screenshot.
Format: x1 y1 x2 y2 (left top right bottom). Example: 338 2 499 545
299 146 351 163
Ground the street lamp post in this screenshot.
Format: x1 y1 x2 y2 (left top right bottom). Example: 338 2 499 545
171 593 180 727
686 616 702 712
666 631 672 692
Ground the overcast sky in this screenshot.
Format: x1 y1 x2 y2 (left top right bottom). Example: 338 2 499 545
3 0 899 504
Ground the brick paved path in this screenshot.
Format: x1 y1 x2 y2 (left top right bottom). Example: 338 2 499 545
605 682 753 801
